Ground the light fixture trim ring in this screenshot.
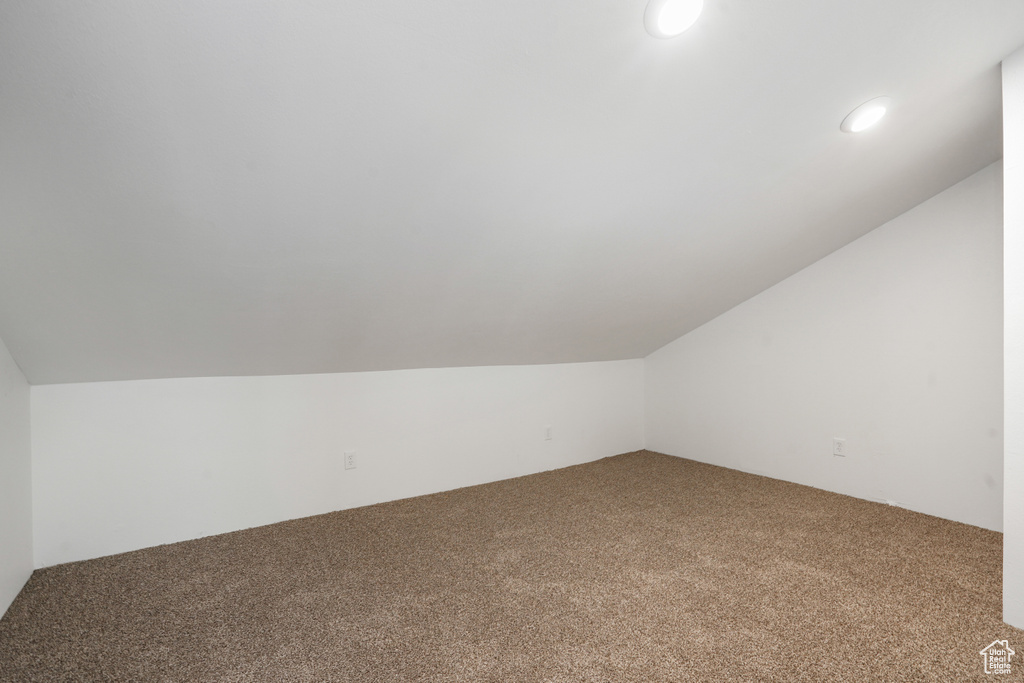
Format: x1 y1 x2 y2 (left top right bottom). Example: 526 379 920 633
644 0 705 39
840 96 893 133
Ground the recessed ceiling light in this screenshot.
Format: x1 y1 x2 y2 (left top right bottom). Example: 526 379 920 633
644 0 704 39
840 97 892 133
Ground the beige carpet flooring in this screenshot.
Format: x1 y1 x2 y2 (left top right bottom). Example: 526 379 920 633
1 450 1021 681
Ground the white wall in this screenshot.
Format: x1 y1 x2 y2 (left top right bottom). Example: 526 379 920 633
1004 46 1024 629
0 334 32 617
645 163 1003 531
31 359 644 567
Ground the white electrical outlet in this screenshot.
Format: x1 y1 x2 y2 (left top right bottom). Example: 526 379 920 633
344 451 356 470
832 438 846 457
545 425 552 441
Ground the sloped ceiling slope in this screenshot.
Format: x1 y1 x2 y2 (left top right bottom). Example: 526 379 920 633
1 0 1023 384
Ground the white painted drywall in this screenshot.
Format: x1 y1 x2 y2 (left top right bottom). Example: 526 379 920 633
31 360 643 567
645 163 1003 531
1003 45 1024 629
0 334 32 617
3 2 1021 386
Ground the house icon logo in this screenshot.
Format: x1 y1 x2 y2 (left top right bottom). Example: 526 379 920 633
980 640 1015 675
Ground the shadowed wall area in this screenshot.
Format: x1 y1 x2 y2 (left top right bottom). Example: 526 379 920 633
1 451 1020 681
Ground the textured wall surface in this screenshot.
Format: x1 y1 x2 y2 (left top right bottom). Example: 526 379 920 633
1003 44 1024 629
0 334 31 617
32 360 643 567
646 164 1003 531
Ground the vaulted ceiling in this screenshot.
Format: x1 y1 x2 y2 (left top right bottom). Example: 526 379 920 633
2 0 1023 384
